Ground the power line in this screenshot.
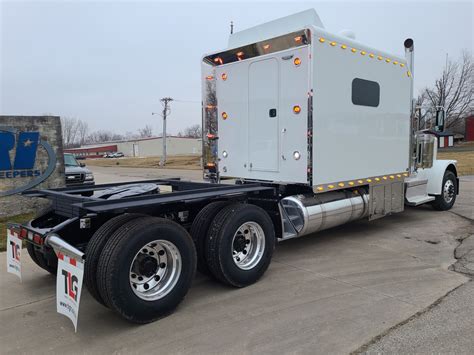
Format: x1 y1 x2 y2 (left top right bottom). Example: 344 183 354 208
173 99 201 104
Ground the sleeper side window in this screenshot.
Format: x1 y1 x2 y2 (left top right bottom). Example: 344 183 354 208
352 78 380 107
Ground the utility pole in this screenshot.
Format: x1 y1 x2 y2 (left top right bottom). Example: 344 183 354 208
153 97 173 166
230 21 234 34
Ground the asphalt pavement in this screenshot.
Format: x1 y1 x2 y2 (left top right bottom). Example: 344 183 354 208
0 168 472 354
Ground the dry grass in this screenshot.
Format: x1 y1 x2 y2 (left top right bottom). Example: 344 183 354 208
0 213 35 252
437 150 474 176
85 155 201 170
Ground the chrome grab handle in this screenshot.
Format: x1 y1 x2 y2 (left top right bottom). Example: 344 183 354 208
281 128 287 160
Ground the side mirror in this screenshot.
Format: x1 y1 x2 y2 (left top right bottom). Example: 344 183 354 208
80 163 86 167
435 108 445 132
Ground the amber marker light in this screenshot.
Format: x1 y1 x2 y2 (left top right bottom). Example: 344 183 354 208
293 105 301 114
330 41 336 46
385 58 391 63
351 48 357 53
328 184 335 189
263 44 270 50
377 56 383 60
221 112 228 120
358 180 364 184
338 182 345 187
360 51 366 55
214 57 223 65
317 186 324 191
341 44 347 49
319 37 325 43
369 53 374 58
366 179 372 183
348 181 355 186
390 175 395 179
294 57 301 66
205 75 214 80
294 36 302 42
221 73 227 81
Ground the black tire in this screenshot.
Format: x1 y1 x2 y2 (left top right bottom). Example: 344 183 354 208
190 201 230 275
96 216 196 323
205 203 275 288
26 243 57 275
84 213 144 307
432 170 457 211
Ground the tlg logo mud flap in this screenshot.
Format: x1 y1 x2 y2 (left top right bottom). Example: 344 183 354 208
56 252 84 332
6 229 22 280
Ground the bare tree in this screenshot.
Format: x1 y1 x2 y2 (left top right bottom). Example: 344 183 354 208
138 125 153 138
77 120 89 146
421 51 473 130
181 124 202 138
61 117 80 148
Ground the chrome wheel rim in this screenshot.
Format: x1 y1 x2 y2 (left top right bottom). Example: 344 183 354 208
129 240 182 301
443 179 455 204
231 222 265 270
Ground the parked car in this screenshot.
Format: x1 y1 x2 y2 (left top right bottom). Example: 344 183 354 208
64 153 95 196
113 152 125 158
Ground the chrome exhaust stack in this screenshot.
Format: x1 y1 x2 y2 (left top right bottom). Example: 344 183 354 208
280 190 369 240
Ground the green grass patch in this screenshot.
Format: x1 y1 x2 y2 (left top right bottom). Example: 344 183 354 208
0 213 35 252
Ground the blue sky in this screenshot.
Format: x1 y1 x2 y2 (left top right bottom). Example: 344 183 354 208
1 1 472 136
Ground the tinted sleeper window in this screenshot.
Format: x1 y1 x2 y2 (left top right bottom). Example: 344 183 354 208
352 78 380 107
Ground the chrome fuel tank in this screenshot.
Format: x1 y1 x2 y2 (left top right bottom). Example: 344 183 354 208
280 190 369 239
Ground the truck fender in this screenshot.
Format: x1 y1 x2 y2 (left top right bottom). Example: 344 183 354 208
417 159 458 196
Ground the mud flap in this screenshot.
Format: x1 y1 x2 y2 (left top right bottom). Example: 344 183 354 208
6 228 22 280
56 252 84 332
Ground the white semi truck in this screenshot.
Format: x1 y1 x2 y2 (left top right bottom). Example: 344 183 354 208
7 10 458 324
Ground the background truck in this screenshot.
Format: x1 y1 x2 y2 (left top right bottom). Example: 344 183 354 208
8 9 458 324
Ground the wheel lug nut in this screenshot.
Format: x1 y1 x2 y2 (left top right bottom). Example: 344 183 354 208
131 273 136 278
236 257 240 262
138 276 143 281
160 263 166 268
243 250 247 255
143 283 149 290
158 250 165 256
132 284 137 289
245 240 250 244
154 275 160 281
149 251 154 256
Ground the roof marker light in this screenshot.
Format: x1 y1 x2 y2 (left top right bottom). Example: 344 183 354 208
319 37 325 43
338 182 345 187
351 48 357 53
377 56 383 60
397 174 402 178
369 53 374 58
263 44 270 50
403 173 409 177
393 61 398 65
205 75 214 80
375 177 380 181
222 112 228 120
236 51 244 61
294 36 302 42
358 180 364 184
390 175 395 179
348 181 354 186
366 179 372 183
294 57 301 66
341 44 347 49
383 176 388 180
214 57 223 65
330 41 336 46
293 105 301 114
221 73 227 80
407 71 412 77
328 184 335 189
400 63 405 67
317 186 324 191
360 51 366 55
385 58 391 63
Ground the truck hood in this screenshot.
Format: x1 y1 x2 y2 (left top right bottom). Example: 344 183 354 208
65 166 91 174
